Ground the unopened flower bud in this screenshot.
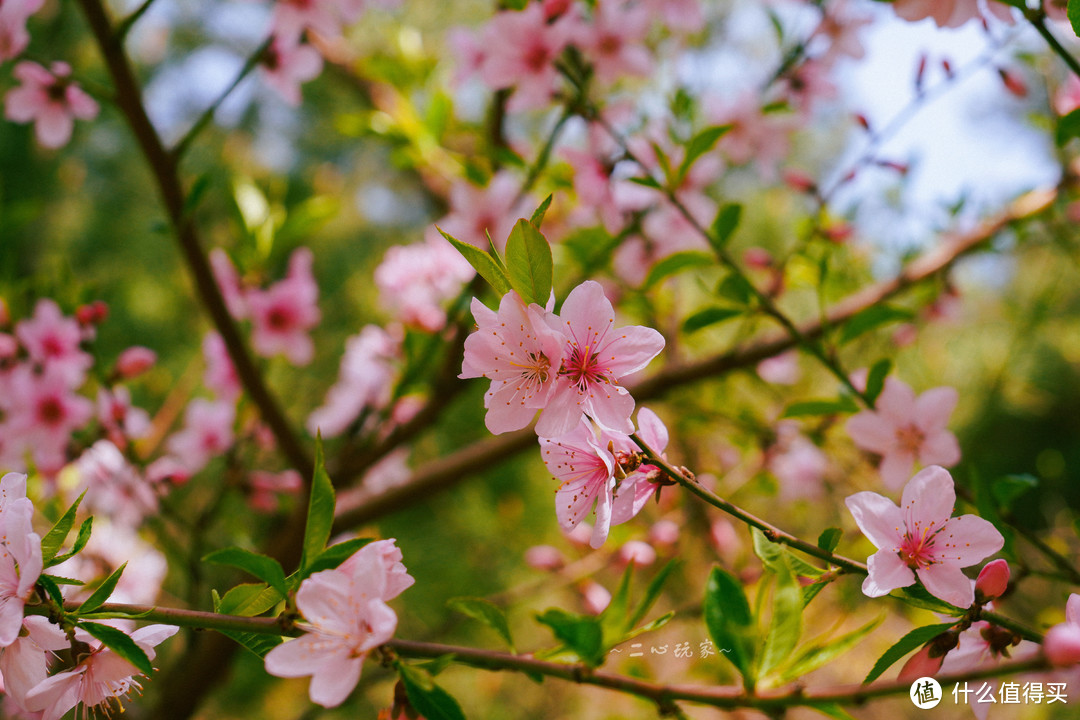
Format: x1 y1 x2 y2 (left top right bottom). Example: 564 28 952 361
897 644 943 682
115 346 157 379
618 540 656 567
76 300 108 325
648 520 680 547
975 559 1010 602
581 581 611 615
524 545 565 571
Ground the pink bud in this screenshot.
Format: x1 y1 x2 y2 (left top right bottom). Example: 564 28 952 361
618 540 656 567
648 520 680 547
115 346 157 378
782 169 816 193
941 58 954 79
821 223 853 244
524 545 565 571
76 300 108 325
854 113 870 131
998 68 1028 98
0 333 16 360
581 581 611 615
743 247 774 269
975 559 1010 601
1044 623 1080 666
897 644 944 682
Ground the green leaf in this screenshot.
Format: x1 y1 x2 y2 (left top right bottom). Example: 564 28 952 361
300 434 335 573
678 125 732 181
448 597 515 652
863 622 957 684
895 585 964 616
627 175 662 190
214 583 285 617
628 560 678 628
536 609 605 667
437 226 512 296
703 567 756 686
781 396 859 418
48 517 93 567
599 565 634 642
643 251 714 289
682 306 742 333
759 555 802 676
183 173 213 216
203 547 288 595
299 538 374 580
992 474 1038 508
37 575 66 606
530 194 553 229
777 615 883 682
709 203 743 255
399 664 468 720
1069 0 1080 42
77 562 126 615
817 528 842 554
810 703 859 720
839 305 915 345
40 492 86 565
864 359 892 405
716 273 755 305
504 218 553 305
79 621 154 676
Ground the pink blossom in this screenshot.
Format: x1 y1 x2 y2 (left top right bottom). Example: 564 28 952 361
618 540 656 567
811 0 872 67
73 440 157 528
524 545 565 571
264 541 412 708
609 407 669 527
539 281 664 437
428 172 527 251
247 469 303 512
4 62 99 149
640 0 702 33
97 386 151 450
375 236 475 331
209 249 249 319
766 421 828 502
24 625 178 720
561 146 625 233
1046 0 1068 23
114 346 156 379
846 377 961 490
461 291 567 435
0 475 41 647
202 332 242 401
165 398 236 475
540 419 617 548
4 365 94 475
260 36 324 106
756 351 800 385
580 580 611 615
247 248 321 366
307 325 399 437
897 643 945 682
0 616 68 714
845 466 1004 608
271 0 346 45
478 3 574 111
648 519 679 546
572 1 652 86
15 299 92 387
891 0 1014 28
1054 75 1080 116
1044 594 1080 666
940 621 1039 718
0 0 44 61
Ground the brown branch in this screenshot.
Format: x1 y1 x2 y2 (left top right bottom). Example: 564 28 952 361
334 187 1057 528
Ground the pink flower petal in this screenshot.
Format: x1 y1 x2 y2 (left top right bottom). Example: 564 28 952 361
845 491 904 549
308 655 364 708
936 515 1004 566
901 465 956 529
876 377 917 425
917 430 961 467
914 386 958 434
846 411 895 455
863 549 915 597
879 450 916 490
1067 593 1080 626
917 561 975 607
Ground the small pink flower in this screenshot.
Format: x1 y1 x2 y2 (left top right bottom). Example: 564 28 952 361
307 325 399 437
0 616 68 714
766 421 828 502
264 541 412 708
460 292 567 435
24 625 178 720
165 398 236 474
247 469 303 513
5 61 99 149
4 365 94 475
572 1 652 86
524 545 564 571
74 440 158 528
845 466 1004 608
114 346 157 379
209 249 249 319
375 236 475 331
539 281 664 437
247 248 321 366
478 3 574 111
15 298 93 387
0 474 41 647
202 331 242 401
97 386 151 450
428 172 528 251
618 540 656 567
260 36 324 106
0 0 43 61
940 621 1039 718
846 377 961 490
271 0 346 45
580 580 611 615
1044 594 1080 666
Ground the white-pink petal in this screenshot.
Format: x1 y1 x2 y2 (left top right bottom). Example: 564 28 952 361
863 549 914 597
844 491 903 550
917 562 974 608
901 465 956 529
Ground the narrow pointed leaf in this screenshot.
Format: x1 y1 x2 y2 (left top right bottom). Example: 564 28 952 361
683 306 742 333
448 597 514 652
817 528 842 554
438 226 512 295
40 492 86 565
300 434 335 573
703 567 756 684
214 582 285 617
203 547 288 595
760 556 802 675
628 560 678 628
678 125 732 180
504 219 552 305
399 664 468 720
48 517 93 567
644 251 714 289
77 562 127 615
79 621 153 676
839 305 914 345
864 359 892 405
530 194 553 229
599 565 634 641
778 615 883 682
863 622 957 684
709 202 742 254
536 609 605 667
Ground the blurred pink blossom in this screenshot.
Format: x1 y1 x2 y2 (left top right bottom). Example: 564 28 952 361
97 386 151 450
114 346 156 379
247 248 321 366
203 331 242 401
4 61 99 149
766 421 828 501
845 465 1003 607
580 580 611 615
0 0 44 61
891 0 1014 28
260 36 324 106
4 365 94 475
1044 594 1080 666
74 440 158 527
248 469 304 512
165 398 236 475
375 235 475 331
428 172 527 251
0 473 41 647
477 3 575 111
307 324 399 437
15 299 92 387
571 1 652 86
846 377 961 490
209 249 248 319
525 544 565 571
618 540 656 567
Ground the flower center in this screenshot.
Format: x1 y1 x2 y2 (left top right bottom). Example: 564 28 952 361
38 396 65 425
899 522 939 569
561 343 608 391
895 424 925 454
267 306 293 330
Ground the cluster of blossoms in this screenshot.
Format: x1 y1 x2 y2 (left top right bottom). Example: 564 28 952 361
461 280 665 547
265 539 413 708
0 472 176 720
